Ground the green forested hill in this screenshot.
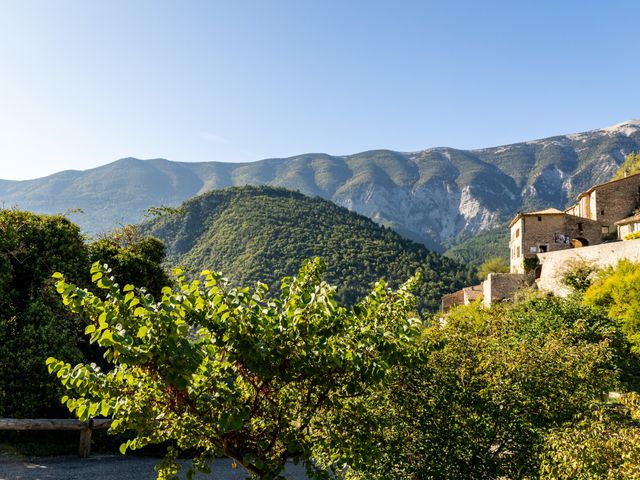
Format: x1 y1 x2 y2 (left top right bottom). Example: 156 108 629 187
141 186 473 312
444 226 511 266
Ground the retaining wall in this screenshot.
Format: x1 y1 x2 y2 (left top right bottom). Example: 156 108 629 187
537 239 640 296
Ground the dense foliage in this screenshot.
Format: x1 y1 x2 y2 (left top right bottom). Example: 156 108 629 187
0 210 88 417
584 259 640 353
0 211 170 418
540 393 640 478
141 186 472 312
318 295 619 479
48 259 421 479
89 224 171 298
444 226 510 267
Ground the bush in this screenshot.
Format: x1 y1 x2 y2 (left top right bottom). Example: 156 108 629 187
316 298 619 479
47 259 422 479
540 393 640 479
0 210 87 417
584 260 640 353
560 258 598 293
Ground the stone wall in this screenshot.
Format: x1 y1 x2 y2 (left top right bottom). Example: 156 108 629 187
592 176 640 229
483 273 528 307
537 238 640 296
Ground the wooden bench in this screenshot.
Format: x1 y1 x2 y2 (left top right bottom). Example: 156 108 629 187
0 418 112 458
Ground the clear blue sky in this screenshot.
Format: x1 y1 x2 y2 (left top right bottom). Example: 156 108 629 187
1 0 639 180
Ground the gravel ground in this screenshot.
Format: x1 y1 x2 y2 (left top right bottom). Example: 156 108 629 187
0 454 309 480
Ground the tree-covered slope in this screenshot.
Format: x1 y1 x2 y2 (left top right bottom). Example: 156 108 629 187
141 186 473 312
444 226 510 266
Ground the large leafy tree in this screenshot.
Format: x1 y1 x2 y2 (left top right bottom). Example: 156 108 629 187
0 210 88 417
0 211 172 418
48 258 421 479
89 224 171 298
476 256 509 280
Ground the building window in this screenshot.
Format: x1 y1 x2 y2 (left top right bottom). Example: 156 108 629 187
529 246 537 253
517 246 521 257
539 245 548 253
577 222 584 233
537 216 542 221
601 209 605 216
516 228 520 238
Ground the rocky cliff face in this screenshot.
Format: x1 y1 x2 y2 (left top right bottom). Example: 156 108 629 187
1 120 639 252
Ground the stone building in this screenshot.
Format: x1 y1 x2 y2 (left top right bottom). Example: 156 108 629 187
509 172 640 273
441 172 640 311
616 213 640 239
508 208 602 273
564 172 640 232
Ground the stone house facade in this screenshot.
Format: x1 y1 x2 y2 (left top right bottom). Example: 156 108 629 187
509 172 640 273
564 173 640 231
616 213 640 239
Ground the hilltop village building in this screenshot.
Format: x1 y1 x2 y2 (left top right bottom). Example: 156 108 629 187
442 172 640 311
509 172 640 273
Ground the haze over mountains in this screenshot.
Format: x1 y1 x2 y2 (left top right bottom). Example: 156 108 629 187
2 120 639 253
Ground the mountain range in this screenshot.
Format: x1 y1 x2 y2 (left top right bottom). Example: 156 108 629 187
2 119 639 258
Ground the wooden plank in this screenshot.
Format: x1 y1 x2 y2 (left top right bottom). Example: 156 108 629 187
0 418 112 431
78 426 92 458
0 418 113 458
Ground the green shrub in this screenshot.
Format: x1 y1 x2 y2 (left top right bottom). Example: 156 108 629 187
316 297 618 480
561 258 598 293
0 210 87 417
523 256 539 272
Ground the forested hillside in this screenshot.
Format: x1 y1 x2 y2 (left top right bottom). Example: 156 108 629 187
444 226 511 266
141 186 473 312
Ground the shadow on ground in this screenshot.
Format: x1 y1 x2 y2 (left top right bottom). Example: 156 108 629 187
0 454 309 480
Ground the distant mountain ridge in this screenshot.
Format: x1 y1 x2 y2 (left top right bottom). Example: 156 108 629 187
2 120 639 253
